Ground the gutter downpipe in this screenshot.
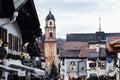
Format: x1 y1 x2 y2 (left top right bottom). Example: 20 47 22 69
0 12 18 27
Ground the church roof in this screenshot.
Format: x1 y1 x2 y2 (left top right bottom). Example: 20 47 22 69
67 32 120 42
45 10 55 21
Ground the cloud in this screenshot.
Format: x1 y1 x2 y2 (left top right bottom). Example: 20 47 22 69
34 0 120 39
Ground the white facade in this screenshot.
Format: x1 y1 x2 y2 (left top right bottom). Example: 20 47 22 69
86 59 98 78
89 44 106 50
86 59 107 78
0 18 22 80
0 18 22 40
0 17 45 80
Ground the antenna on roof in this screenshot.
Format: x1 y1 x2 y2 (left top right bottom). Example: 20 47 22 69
99 17 101 32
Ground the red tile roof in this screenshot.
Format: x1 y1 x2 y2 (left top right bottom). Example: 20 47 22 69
60 50 80 58
107 36 120 43
79 49 96 58
64 41 88 50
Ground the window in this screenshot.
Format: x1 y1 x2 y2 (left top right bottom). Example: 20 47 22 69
0 28 21 52
9 33 21 51
89 63 96 67
9 33 13 49
0 27 7 42
49 22 52 25
89 63 96 70
19 38 22 52
101 62 106 69
49 32 53 37
98 62 106 69
13 36 15 50
14 36 18 51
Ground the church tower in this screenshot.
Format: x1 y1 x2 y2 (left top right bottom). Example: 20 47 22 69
44 10 58 75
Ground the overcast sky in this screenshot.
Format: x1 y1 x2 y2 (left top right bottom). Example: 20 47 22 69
34 0 120 39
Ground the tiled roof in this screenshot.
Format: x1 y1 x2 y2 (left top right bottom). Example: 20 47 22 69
60 50 80 58
57 38 66 50
64 41 88 50
79 49 96 58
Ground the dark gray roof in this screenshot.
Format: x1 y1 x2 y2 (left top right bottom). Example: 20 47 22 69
67 32 120 42
60 50 80 58
45 11 55 21
67 33 96 42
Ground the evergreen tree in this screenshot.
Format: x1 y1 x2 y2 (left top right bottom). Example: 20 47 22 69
49 62 58 79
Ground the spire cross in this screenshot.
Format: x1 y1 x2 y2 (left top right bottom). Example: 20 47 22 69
49 9 51 14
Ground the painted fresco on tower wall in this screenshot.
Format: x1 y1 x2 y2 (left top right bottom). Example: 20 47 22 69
44 43 58 74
